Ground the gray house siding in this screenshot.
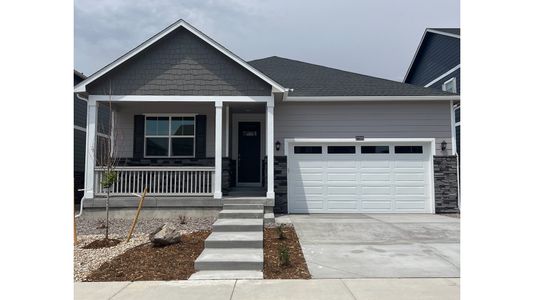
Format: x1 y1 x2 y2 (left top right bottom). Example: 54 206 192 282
273 101 454 155
74 97 87 128
86 27 272 96
405 33 460 86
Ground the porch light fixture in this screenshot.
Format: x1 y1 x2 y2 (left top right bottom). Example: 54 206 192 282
275 141 281 151
441 140 447 151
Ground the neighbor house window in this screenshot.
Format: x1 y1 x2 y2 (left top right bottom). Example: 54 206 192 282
145 116 195 157
442 77 457 94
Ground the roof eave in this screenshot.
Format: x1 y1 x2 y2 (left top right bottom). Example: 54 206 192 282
285 95 460 102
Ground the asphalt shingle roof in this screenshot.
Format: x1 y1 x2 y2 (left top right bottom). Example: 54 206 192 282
248 56 453 97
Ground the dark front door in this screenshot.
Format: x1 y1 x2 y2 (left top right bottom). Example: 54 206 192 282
238 122 261 184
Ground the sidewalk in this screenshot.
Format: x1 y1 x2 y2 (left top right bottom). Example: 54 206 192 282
75 278 460 300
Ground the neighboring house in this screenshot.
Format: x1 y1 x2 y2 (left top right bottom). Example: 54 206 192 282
404 28 460 155
74 20 460 214
74 70 111 204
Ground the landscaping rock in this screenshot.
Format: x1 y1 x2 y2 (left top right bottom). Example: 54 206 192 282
149 223 182 246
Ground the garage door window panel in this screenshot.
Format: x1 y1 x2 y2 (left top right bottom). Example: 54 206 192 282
294 146 322 154
327 146 356 154
361 146 390 154
394 146 423 154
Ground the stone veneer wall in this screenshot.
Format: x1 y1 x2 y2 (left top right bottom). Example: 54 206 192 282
116 157 231 194
273 156 288 214
433 155 460 213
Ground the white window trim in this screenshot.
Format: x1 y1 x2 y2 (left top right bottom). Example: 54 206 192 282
442 77 457 94
144 115 196 158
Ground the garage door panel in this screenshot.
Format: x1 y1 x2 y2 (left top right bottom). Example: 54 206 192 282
361 200 392 210
361 173 391 181
395 201 426 210
326 186 357 194
362 186 392 195
394 173 426 181
395 186 426 195
288 142 432 214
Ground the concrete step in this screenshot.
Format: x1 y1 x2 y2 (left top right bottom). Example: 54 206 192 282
218 209 263 219
189 270 263 280
195 248 263 271
205 231 262 248
223 198 267 205
223 203 264 210
264 212 275 226
213 218 263 232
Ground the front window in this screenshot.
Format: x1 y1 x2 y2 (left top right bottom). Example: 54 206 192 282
145 116 195 157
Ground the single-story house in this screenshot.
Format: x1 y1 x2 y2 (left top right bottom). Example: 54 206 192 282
74 19 460 215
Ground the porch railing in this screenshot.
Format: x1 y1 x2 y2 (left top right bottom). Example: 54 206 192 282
94 166 215 196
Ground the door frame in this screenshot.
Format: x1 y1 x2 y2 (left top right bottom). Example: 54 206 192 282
232 114 265 187
285 138 436 214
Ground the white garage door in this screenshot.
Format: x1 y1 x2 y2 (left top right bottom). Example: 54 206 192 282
288 142 433 213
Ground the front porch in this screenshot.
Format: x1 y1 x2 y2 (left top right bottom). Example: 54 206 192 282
83 97 276 203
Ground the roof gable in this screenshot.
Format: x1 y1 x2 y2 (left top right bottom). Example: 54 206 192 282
249 56 455 97
404 28 460 82
75 20 284 94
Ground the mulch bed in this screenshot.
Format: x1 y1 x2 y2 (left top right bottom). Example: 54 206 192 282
264 226 311 279
82 238 121 249
84 230 210 281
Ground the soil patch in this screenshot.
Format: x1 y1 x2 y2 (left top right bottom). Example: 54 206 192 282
82 238 121 249
264 226 311 279
84 230 210 281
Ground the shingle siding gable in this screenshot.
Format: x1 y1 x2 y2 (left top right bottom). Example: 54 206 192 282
87 27 271 96
405 33 460 86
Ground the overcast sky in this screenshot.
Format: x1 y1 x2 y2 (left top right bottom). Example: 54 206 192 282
74 0 459 82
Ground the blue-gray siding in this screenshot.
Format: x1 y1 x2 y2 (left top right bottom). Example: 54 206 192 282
405 33 460 86
74 129 86 172
74 97 87 128
87 27 272 96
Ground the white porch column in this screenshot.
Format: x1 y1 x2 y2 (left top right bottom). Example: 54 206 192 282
266 97 275 199
214 100 223 199
83 97 98 199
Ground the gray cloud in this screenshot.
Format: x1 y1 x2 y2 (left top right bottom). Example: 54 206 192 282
75 0 459 81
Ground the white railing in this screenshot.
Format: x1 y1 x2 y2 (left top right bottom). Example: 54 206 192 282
94 166 215 196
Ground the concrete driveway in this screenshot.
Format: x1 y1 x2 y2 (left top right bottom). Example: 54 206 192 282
289 214 459 278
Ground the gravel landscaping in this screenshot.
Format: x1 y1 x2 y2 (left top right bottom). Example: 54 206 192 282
74 217 215 281
264 225 311 279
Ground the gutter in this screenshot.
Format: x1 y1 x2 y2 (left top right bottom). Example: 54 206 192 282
285 95 461 102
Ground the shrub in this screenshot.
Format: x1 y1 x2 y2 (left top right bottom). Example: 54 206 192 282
279 246 290 267
276 224 286 240
178 215 188 224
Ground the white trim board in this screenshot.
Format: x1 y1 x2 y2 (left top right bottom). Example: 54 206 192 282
74 19 285 93
285 95 460 102
424 65 460 88
88 95 274 105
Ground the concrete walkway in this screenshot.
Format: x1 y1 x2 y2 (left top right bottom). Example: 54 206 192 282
75 278 460 300
289 214 460 278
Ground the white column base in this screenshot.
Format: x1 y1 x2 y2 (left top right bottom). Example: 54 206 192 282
266 191 275 199
213 191 223 199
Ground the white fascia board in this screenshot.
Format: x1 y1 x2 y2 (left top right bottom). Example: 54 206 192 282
74 19 285 93
424 64 461 87
285 95 460 102
403 29 460 82
426 29 460 39
89 95 273 103
283 138 436 156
